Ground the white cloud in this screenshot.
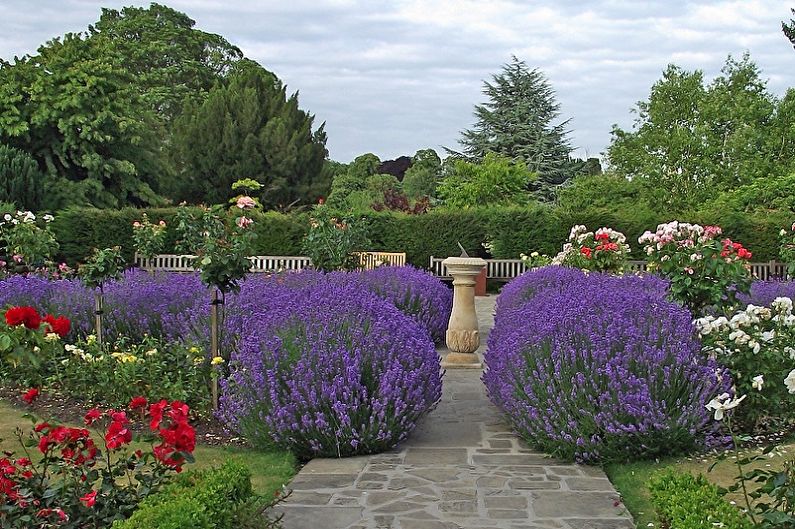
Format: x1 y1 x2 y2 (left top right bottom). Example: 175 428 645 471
0 0 792 162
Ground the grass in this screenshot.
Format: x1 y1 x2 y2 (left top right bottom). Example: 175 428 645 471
0 399 296 497
605 442 795 528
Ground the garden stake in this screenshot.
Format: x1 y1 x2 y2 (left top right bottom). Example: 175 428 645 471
94 289 103 347
211 288 220 410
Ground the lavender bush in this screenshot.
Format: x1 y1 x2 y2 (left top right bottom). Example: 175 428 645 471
484 267 727 463
219 282 442 459
738 279 795 307
358 266 452 344
0 270 209 342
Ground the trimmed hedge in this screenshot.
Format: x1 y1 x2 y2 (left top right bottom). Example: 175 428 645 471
113 460 254 529
647 469 753 529
51 205 790 267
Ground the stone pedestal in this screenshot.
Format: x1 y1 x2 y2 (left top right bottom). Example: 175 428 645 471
442 256 487 368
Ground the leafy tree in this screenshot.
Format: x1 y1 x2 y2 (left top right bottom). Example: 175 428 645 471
87 3 242 121
171 61 329 208
0 33 166 209
556 173 660 213
437 153 536 209
0 144 45 210
327 153 381 208
453 56 575 198
403 149 442 199
608 54 795 209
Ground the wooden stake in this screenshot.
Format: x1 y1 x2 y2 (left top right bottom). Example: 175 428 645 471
94 291 103 347
211 289 220 410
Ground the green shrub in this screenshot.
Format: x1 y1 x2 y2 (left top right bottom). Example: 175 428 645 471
50 205 790 267
648 469 753 529
485 205 562 258
113 460 254 529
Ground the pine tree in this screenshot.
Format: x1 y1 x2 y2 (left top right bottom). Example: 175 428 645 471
453 57 575 199
0 144 44 210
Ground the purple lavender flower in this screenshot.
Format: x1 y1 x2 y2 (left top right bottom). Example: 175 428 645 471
484 266 727 463
737 280 795 307
356 266 452 344
219 281 442 459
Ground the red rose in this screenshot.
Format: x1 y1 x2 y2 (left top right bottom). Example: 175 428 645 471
4 306 41 329
580 247 592 259
84 409 102 425
79 490 97 508
42 314 71 338
148 400 169 430
105 420 132 450
129 396 148 410
22 388 39 404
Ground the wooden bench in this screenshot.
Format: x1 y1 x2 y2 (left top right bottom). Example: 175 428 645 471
135 252 406 273
429 256 527 281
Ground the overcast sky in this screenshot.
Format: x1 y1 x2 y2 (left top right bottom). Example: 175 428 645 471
1 1 793 163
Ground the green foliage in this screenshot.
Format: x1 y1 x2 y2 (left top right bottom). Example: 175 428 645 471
403 149 442 200
484 205 562 258
608 54 795 210
327 153 381 208
195 208 258 295
781 221 795 275
132 213 168 259
454 56 575 198
0 32 166 209
301 206 371 271
88 3 242 122
79 247 127 289
437 153 536 208
9 335 210 411
171 61 329 208
709 173 795 213
648 469 753 529
0 144 45 210
556 173 661 213
364 209 490 266
113 460 257 529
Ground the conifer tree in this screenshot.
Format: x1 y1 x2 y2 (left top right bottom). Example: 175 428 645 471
454 57 575 199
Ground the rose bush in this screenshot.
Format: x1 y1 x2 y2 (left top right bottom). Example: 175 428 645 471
550 225 630 273
484 267 727 463
639 221 752 314
301 205 371 272
0 305 70 370
0 395 196 528
0 210 58 271
132 214 167 261
695 297 795 431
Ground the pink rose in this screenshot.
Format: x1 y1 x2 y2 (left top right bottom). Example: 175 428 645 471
236 216 253 229
236 196 256 209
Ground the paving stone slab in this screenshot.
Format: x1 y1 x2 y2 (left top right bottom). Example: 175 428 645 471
277 296 633 529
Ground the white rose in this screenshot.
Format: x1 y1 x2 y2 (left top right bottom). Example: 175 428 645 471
785 369 795 394
752 375 764 391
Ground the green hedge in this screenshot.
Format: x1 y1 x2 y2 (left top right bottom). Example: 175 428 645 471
647 469 753 529
51 205 790 267
113 460 254 529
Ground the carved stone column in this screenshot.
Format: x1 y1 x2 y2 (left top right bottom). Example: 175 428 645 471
442 256 487 367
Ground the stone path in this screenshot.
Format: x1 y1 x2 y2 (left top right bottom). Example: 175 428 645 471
277 296 634 529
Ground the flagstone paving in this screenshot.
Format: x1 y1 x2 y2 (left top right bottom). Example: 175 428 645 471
277 296 634 529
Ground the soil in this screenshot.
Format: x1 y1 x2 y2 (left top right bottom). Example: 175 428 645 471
0 383 248 447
